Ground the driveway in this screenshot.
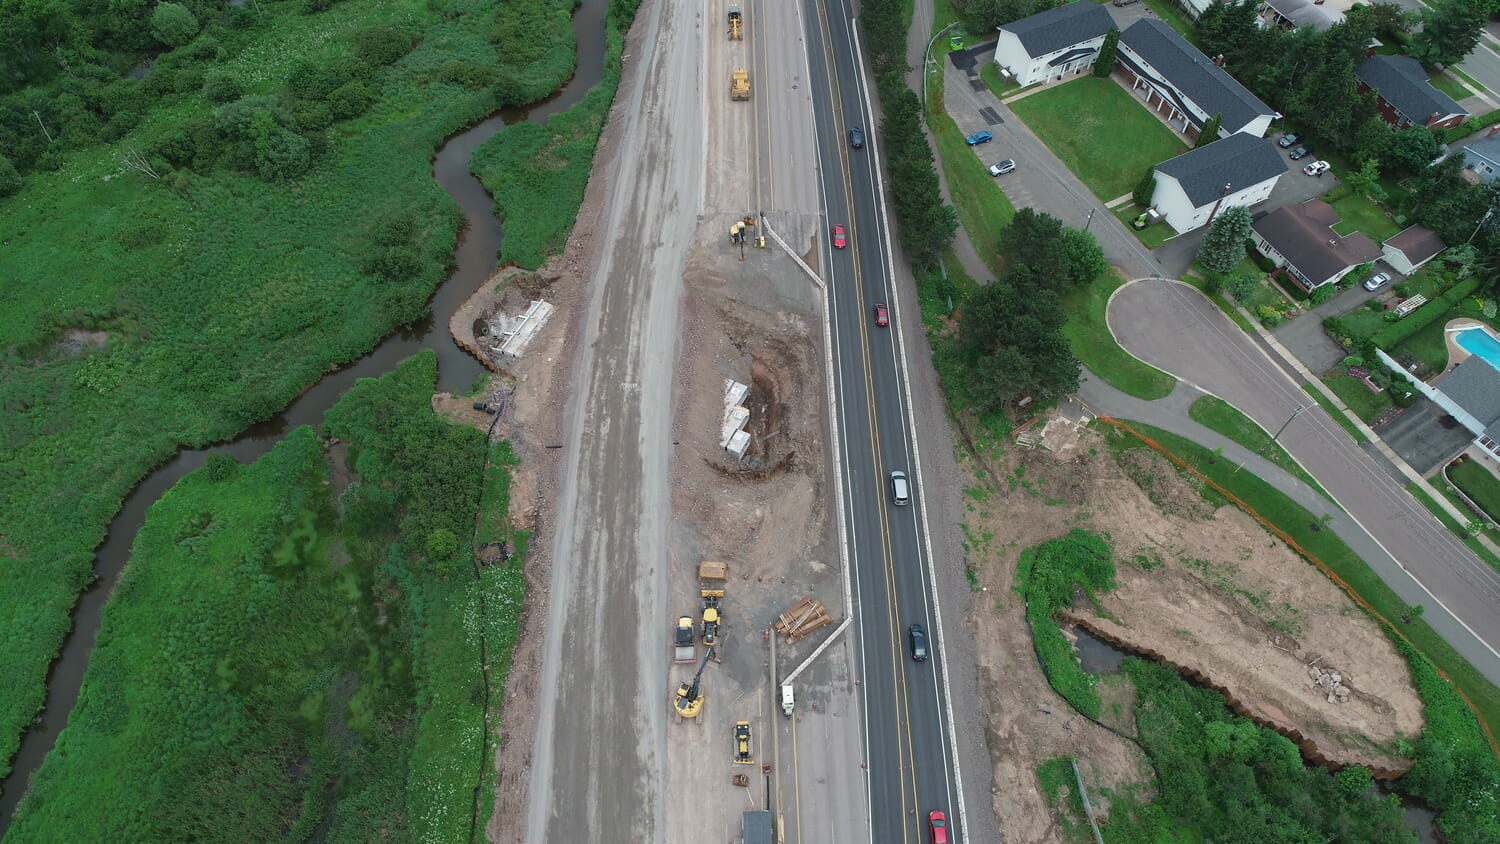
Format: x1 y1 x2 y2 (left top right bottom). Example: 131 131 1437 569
1106 278 1500 683
1269 271 1404 375
1374 395 1476 475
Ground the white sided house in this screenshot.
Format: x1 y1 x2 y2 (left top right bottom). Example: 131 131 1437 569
1117 19 1279 141
993 1 1115 87
1150 134 1285 234
1381 225 1447 276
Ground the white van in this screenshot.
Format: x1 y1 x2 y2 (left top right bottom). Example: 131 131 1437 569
890 471 911 506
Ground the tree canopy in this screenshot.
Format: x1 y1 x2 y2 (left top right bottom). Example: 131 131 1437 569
1196 205 1252 273
996 208 1107 292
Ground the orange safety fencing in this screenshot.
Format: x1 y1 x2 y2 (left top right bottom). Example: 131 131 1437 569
1098 415 1500 761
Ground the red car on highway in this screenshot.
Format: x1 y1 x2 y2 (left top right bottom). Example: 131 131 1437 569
874 302 889 326
928 810 949 843
832 223 847 249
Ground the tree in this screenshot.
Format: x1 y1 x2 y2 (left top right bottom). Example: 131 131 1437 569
1195 0 1260 65
995 209 1104 291
1343 157 1385 200
1411 0 1485 67
1195 113 1222 147
957 279 1080 410
149 2 199 48
1133 168 1157 208
0 153 22 196
1383 125 1442 175
1094 28 1120 77
1196 206 1253 272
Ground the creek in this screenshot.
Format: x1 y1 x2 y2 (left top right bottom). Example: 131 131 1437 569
0 0 607 828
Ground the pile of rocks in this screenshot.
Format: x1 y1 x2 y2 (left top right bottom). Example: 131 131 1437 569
1309 662 1351 704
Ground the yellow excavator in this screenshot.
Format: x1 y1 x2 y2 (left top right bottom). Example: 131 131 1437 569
674 645 716 719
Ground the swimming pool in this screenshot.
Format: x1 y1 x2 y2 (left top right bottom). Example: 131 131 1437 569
1456 327 1500 371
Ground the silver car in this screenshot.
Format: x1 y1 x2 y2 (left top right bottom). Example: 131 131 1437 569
1362 272 1392 291
988 159 1016 176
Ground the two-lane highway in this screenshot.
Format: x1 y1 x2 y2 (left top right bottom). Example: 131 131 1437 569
794 1 967 840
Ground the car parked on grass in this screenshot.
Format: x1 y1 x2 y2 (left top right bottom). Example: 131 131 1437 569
1363 272 1392 291
1278 132 1302 148
965 130 993 146
1288 145 1313 161
874 302 889 326
1303 160 1330 176
848 126 864 149
908 623 929 661
988 158 1016 176
928 810 949 843
832 223 846 249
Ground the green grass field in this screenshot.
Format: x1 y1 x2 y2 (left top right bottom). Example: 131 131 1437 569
1449 458 1500 524
1187 396 1332 502
1061 271 1177 400
1010 76 1187 201
1322 373 1393 422
1429 70 1474 101
1330 192 1403 242
1302 382 1370 444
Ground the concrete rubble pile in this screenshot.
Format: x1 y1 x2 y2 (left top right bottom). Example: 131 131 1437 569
721 379 751 460
1308 662 1350 705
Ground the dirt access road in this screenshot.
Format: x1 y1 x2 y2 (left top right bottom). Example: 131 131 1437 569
515 0 704 837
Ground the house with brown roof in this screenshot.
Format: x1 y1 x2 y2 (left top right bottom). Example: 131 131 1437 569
1355 55 1469 131
1249 200 1382 291
1381 225 1447 275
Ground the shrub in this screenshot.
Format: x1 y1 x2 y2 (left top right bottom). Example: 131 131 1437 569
439 60 499 90
1256 304 1281 325
1343 355 1364 367
1310 283 1336 305
1372 276 1483 348
353 26 417 67
286 60 350 101
0 154 22 197
201 72 243 104
1228 273 1258 301
1393 283 1413 298
327 81 375 120
1384 312 1401 322
150 2 200 48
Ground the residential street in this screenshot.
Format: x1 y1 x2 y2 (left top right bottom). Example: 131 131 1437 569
1107 280 1500 683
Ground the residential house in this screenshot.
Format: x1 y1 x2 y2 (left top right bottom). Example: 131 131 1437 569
1261 0 1342 32
1381 225 1447 275
992 1 1115 87
1150 133 1286 234
1462 133 1500 181
1250 200 1382 290
1116 19 1280 141
1387 355 1500 464
1355 54 1469 131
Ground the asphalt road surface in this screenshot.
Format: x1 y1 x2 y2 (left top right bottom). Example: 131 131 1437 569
523 0 703 836
1109 280 1500 683
801 2 967 841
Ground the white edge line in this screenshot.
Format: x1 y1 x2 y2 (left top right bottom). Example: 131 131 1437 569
850 23 971 841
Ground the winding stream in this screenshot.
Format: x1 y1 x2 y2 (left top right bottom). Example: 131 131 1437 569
0 2 607 828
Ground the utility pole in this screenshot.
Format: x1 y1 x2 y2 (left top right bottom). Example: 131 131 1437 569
922 22 959 111
1084 207 1096 232
1271 404 1309 446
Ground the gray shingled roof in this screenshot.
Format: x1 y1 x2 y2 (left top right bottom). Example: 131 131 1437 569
1119 19 1277 134
1263 0 1341 32
1439 359 1500 429
1356 55 1467 126
1464 134 1500 167
1155 133 1286 207
999 0 1115 58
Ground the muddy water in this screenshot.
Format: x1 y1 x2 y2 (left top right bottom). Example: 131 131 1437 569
0 3 607 828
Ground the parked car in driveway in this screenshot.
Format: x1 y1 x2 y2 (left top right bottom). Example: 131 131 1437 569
1288 145 1313 161
965 130 993 146
1278 132 1302 148
1303 160 1330 176
988 158 1016 176
1363 272 1392 291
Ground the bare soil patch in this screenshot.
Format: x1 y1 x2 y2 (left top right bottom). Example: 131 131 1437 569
959 411 1423 841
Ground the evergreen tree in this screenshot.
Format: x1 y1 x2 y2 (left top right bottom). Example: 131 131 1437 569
1196 206 1253 273
1093 28 1120 77
1133 168 1157 208
1195 113 1222 147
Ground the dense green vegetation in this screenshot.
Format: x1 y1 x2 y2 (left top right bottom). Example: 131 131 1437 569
923 80 1016 281
1016 530 1115 718
1101 659 1415 842
9 353 526 840
472 5 634 269
0 0 579 783
1186 396 1330 501
1103 420 1500 839
1060 272 1177 401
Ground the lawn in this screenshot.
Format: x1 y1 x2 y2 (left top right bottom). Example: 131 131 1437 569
928 80 1016 280
980 62 1022 100
1453 66 1488 93
1303 382 1369 444
1010 76 1188 201
1113 204 1176 248
1449 458 1500 524
1187 396 1333 502
1429 70 1474 102
1323 373 1393 422
1330 192 1402 242
1061 270 1178 400
1391 307 1495 374
1143 0 1197 39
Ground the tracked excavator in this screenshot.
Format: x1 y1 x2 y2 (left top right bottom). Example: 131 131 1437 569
674 645 716 719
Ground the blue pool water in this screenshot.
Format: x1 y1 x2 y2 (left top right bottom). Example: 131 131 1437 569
1456 328 1500 371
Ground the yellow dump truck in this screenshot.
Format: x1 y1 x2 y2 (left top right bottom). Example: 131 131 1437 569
728 4 742 39
730 68 750 101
